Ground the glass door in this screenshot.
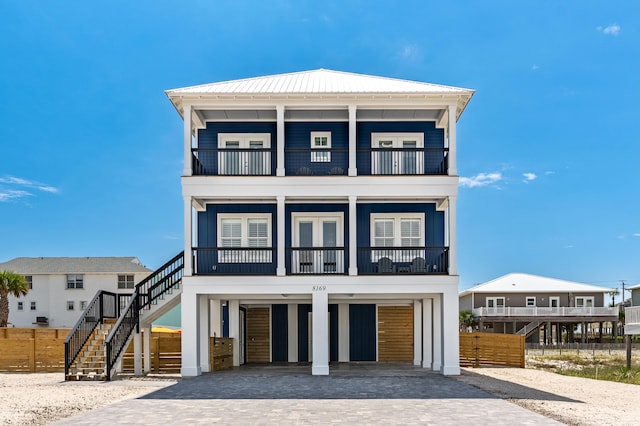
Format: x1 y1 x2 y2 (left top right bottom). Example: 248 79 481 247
293 216 342 273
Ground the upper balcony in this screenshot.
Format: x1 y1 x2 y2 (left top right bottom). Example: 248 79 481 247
473 306 619 320
625 306 640 335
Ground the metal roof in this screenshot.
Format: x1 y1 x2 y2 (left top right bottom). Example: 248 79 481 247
166 69 474 95
459 273 613 296
0 257 152 274
629 283 640 290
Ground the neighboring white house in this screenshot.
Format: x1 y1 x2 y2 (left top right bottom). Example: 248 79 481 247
459 273 618 343
626 283 640 335
166 69 473 376
0 257 151 328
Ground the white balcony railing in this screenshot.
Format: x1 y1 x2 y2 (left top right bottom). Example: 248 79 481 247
626 306 640 326
473 306 619 317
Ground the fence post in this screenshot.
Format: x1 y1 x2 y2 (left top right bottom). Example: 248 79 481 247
153 337 160 373
29 338 36 372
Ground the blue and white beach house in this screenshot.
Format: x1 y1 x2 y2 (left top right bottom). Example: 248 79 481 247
167 69 474 376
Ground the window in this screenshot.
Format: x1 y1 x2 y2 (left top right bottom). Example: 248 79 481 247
24 276 32 290
80 300 88 310
118 275 135 289
575 296 594 308
371 133 424 175
310 131 331 162
292 213 344 274
30 301 37 311
370 213 424 261
217 214 272 263
549 297 560 308
486 297 505 312
526 297 536 307
17 301 23 311
67 301 75 311
67 275 84 289
218 133 271 175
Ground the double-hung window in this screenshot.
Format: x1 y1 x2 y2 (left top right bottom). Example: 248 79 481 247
218 214 271 263
370 213 424 262
218 133 270 175
526 297 536 307
486 297 505 314
67 275 84 289
310 131 331 162
371 133 424 175
118 275 135 289
24 275 32 289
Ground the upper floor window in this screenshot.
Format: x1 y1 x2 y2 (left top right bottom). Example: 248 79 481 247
67 274 84 289
17 301 23 311
67 301 75 311
371 132 424 175
526 297 536 307
486 297 505 309
575 296 594 308
549 297 560 308
30 301 37 311
118 275 135 289
310 131 331 163
218 214 272 263
80 300 88 310
218 133 271 175
370 213 424 262
24 276 32 290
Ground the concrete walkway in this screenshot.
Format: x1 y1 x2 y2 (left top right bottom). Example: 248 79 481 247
53 364 561 425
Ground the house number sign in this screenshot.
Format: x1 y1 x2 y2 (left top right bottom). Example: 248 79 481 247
312 285 326 292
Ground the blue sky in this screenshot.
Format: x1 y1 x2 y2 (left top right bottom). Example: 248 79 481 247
1 1 638 295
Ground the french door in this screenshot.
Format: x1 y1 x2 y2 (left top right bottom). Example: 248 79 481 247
293 215 343 274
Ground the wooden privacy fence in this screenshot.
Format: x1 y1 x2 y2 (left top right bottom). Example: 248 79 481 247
122 332 182 373
460 332 525 368
0 328 69 372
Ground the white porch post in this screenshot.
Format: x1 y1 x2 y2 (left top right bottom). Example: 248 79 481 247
338 303 350 362
448 195 457 276
277 196 286 276
288 304 298 362
180 287 201 376
441 286 461 375
199 295 210 373
183 196 193 277
228 300 240 366
143 325 152 373
183 104 192 176
413 299 422 366
312 290 329 375
348 105 357 176
348 196 358 276
447 104 457 176
133 331 142 376
422 298 433 369
432 294 442 372
276 105 285 176
210 300 221 338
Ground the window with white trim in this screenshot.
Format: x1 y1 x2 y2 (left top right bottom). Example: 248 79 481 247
80 300 88 310
310 131 331 162
218 133 271 175
24 275 32 290
371 132 424 175
370 213 424 261
30 301 37 311
526 297 536 307
118 275 135 289
575 296 594 308
67 274 83 289
218 214 272 263
67 301 75 311
17 301 23 311
486 297 505 309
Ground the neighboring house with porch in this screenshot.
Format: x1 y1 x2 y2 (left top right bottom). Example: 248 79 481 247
166 69 473 376
459 273 618 343
0 257 151 328
625 283 640 335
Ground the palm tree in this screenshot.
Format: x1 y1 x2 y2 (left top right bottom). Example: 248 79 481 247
0 270 30 327
459 310 477 332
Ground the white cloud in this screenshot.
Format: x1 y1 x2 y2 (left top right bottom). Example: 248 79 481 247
564 245 574 249
398 44 420 61
597 24 620 36
633 233 640 237
459 172 502 188
0 175 59 202
531 65 540 71
522 172 537 183
0 189 32 202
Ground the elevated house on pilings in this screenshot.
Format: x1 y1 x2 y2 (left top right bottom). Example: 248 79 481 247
459 273 618 344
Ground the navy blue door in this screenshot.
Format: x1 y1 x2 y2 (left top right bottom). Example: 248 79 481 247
271 304 288 362
297 304 339 362
349 304 376 361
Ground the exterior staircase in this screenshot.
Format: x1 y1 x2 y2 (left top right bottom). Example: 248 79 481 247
64 252 184 381
516 320 542 338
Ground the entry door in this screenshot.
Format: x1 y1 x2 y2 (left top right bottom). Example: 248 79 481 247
293 216 342 273
239 308 246 364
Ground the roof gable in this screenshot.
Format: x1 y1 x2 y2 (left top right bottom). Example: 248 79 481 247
460 273 613 296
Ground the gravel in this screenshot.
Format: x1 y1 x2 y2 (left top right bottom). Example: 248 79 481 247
1 369 639 425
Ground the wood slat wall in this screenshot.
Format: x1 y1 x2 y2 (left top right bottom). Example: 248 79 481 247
247 307 270 363
378 306 414 361
0 328 69 372
122 333 182 373
210 337 234 371
459 332 525 368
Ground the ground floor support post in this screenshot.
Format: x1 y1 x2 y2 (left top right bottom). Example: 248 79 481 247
413 299 422 366
228 300 240 367
133 331 142 376
180 288 201 377
441 288 460 375
288 304 298 363
210 300 221 338
199 296 210 373
422 298 433 369
432 294 442 372
338 303 349 362
626 335 632 369
143 325 151 373
311 290 329 375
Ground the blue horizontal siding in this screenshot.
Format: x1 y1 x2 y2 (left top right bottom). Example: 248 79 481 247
198 122 277 148
285 122 348 176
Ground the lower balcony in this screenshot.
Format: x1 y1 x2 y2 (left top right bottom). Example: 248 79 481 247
473 306 619 319
192 247 276 275
357 246 449 275
286 247 346 275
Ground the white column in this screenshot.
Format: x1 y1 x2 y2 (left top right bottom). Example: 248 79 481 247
348 105 357 176
441 287 461 375
180 287 201 376
277 196 286 276
447 104 457 176
413 300 422 366
312 290 329 375
133 331 142 376
338 303 350 362
183 104 192 176
228 300 240 366
210 300 221 338
199 295 210 373
432 294 442 372
348 196 358 275
276 105 285 176
288 304 298 362
422 298 433 369
448 195 457 276
143 325 151 373
183 197 193 277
